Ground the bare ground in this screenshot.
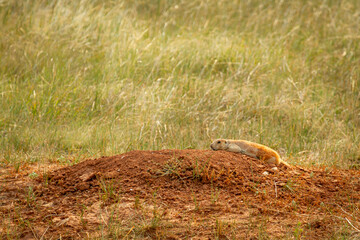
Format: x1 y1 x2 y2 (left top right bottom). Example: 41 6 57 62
1 149 360 239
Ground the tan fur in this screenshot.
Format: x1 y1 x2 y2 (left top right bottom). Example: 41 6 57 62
210 139 291 167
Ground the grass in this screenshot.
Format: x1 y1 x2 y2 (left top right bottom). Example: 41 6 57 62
98 178 118 203
159 156 182 178
0 3 359 237
210 183 221 204
0 0 359 170
94 194 170 239
25 186 36 207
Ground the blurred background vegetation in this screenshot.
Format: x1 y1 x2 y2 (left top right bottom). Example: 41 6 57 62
0 0 359 168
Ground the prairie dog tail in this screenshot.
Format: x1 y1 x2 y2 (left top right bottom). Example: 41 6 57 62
278 158 291 168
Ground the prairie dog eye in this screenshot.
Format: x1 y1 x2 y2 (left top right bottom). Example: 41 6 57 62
217 141 221 144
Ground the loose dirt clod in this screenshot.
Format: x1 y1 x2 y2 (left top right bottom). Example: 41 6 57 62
1 149 360 239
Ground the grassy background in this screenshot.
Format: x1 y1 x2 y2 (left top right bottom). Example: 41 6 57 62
0 0 359 168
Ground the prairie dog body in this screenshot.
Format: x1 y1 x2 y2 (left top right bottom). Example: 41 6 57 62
210 139 291 167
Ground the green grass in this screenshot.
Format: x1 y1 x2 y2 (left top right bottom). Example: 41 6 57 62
0 0 359 168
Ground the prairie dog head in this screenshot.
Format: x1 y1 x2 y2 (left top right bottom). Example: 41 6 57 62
210 139 229 151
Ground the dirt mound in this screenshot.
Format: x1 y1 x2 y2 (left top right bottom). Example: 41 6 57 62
1 150 360 239
41 149 290 196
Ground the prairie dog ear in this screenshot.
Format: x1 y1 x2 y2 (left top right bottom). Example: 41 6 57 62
225 140 229 145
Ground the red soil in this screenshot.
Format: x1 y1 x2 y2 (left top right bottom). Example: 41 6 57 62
1 149 360 239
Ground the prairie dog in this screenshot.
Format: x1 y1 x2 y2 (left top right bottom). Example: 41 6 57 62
210 139 291 167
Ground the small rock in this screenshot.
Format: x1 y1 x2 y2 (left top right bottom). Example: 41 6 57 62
263 171 269 176
43 202 54 207
79 172 96 182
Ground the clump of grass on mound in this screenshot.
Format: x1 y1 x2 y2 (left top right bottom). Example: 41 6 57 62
0 0 359 168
